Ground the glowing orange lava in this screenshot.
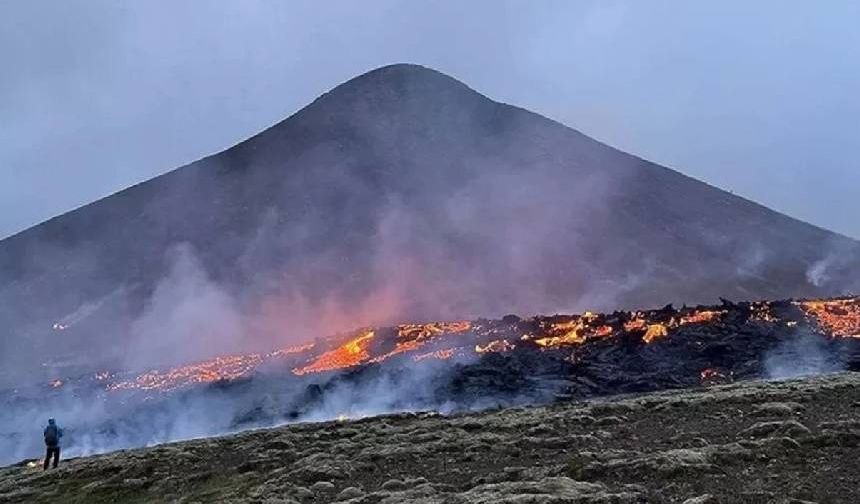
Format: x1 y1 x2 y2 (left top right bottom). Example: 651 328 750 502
623 317 647 332
397 321 471 339
798 298 860 338
108 344 313 392
293 330 375 376
475 339 515 353
97 296 860 395
643 324 668 343
680 310 725 326
108 354 265 392
534 315 613 347
368 321 473 363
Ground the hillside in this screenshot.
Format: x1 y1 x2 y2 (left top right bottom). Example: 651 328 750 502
3 372 859 503
2 293 859 468
1 63 858 385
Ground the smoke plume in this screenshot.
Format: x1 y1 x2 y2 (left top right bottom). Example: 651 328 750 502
764 330 844 380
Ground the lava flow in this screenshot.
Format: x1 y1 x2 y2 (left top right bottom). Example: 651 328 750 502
78 295 860 396
293 330 375 376
105 344 313 393
797 298 860 338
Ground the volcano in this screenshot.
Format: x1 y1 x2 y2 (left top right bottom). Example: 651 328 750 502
0 63 858 386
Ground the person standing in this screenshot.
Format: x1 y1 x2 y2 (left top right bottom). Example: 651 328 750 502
43 418 63 470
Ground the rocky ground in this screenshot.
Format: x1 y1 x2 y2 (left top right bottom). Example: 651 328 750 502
2 372 860 503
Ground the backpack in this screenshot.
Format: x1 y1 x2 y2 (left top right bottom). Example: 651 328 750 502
44 425 58 445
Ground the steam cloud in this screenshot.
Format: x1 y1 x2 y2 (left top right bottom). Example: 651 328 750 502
126 244 243 370
764 330 844 380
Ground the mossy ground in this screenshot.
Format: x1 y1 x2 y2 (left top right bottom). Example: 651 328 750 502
2 373 859 503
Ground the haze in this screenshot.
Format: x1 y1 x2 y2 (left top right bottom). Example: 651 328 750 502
1 1 858 240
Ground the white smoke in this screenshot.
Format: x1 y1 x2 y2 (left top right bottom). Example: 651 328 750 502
764 331 842 380
805 238 860 290
807 256 834 287
125 244 243 371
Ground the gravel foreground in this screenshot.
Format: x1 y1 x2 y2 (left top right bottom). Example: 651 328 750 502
2 372 859 504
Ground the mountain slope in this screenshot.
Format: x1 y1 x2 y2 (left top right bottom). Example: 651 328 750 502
0 63 857 383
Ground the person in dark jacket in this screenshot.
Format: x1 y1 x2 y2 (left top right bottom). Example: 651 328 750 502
43 418 63 470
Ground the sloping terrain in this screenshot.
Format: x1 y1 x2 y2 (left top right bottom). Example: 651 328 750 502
2 295 858 466
3 372 859 503
1 64 858 386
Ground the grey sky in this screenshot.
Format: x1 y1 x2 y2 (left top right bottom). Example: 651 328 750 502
1 1 858 240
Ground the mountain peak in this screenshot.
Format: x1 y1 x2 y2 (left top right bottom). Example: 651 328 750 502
358 63 450 79
302 63 483 117
343 63 470 92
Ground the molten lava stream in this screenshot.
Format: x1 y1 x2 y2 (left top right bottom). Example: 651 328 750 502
293 330 376 375
798 298 860 338
95 296 860 395
106 343 315 393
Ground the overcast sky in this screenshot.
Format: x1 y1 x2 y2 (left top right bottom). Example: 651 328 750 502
1 1 858 240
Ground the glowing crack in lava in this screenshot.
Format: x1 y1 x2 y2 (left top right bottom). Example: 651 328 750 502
368 322 473 364
91 296 860 395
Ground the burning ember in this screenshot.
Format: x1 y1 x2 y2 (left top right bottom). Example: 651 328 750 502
86 295 860 396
